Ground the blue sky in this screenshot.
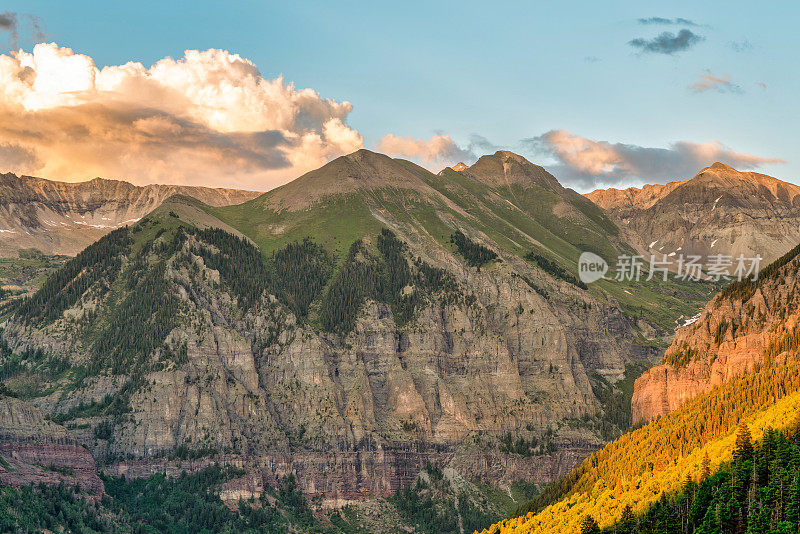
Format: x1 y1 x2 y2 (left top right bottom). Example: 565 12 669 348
0 0 797 191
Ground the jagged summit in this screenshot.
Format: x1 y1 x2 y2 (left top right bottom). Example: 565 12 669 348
692 161 794 193
252 148 572 212
588 163 796 211
464 150 562 191
224 147 626 269
0 172 259 201
586 163 800 262
706 161 736 172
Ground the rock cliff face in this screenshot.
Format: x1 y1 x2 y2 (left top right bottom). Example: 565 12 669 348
586 163 800 263
1 150 671 501
632 244 800 424
0 173 260 257
0 395 104 495
2 221 640 498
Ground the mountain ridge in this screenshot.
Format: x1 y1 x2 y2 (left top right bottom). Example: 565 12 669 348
632 242 800 423
0 172 261 257
585 162 800 263
0 148 694 509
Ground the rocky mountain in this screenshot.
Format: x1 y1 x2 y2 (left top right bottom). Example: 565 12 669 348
586 163 800 263
0 173 261 257
479 245 800 534
632 242 800 424
0 149 709 514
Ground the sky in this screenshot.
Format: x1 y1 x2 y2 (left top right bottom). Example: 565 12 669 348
0 0 797 192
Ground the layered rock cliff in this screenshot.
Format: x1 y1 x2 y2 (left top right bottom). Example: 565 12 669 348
632 243 800 423
0 395 103 495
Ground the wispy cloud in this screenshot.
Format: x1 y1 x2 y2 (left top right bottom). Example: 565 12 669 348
375 133 502 170
729 39 754 52
468 134 500 154
688 71 743 94
523 130 784 189
629 29 704 55
0 12 18 48
0 43 364 190
637 17 699 27
0 11 45 49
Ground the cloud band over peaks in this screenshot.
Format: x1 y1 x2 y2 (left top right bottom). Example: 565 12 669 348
525 130 785 190
0 43 364 189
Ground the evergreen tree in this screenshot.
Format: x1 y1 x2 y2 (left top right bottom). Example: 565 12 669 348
702 452 712 480
735 422 755 464
746 500 769 534
786 474 800 526
579 514 600 534
618 505 636 534
655 495 681 534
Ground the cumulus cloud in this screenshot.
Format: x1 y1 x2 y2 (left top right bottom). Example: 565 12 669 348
524 130 785 190
0 43 364 189
637 17 699 26
376 134 475 169
629 29 704 54
688 71 743 94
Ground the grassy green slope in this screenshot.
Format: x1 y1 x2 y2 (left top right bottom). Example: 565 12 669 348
208 150 712 333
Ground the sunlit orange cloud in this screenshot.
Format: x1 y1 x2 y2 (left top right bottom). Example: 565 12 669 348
526 129 786 189
376 133 475 169
0 43 364 190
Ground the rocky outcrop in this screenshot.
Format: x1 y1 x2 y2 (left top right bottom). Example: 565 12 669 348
105 441 601 505
0 396 103 495
632 247 800 424
0 172 260 257
586 181 681 212
586 163 800 263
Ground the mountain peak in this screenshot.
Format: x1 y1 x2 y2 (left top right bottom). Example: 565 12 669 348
693 162 788 190
254 148 439 210
708 161 736 171
342 148 392 163
451 162 468 172
465 150 561 190
493 150 530 162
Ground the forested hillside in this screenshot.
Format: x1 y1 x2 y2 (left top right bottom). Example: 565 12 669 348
0 465 369 533
477 358 800 533
595 424 800 534
477 243 800 534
